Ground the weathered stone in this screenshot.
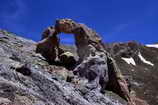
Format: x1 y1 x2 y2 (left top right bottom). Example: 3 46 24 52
55 19 103 62
0 29 151 105
59 51 77 70
36 19 138 105
111 41 140 58
73 51 109 93
14 64 32 76
36 34 61 63
53 18 135 104
41 26 57 40
0 97 12 105
55 18 79 34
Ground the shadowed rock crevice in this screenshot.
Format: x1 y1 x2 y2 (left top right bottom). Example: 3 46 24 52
14 64 32 76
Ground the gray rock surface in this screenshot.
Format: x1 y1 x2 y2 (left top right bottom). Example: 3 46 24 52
0 30 127 105
41 19 135 105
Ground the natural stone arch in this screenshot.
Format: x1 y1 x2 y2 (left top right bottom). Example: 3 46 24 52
36 19 138 105
37 18 104 63
55 19 105 62
59 33 76 44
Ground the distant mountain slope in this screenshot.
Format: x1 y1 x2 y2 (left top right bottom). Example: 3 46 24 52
105 41 158 105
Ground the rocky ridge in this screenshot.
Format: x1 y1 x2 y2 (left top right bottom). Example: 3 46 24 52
0 19 156 105
36 19 135 104
0 29 128 105
105 41 158 105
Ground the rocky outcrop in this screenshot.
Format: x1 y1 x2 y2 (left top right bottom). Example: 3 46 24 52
59 51 77 70
106 41 140 58
36 19 149 105
0 19 150 105
73 51 109 93
0 30 129 105
105 41 158 105
59 41 158 105
55 19 103 62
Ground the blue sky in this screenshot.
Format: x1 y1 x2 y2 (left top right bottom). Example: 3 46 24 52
0 0 158 44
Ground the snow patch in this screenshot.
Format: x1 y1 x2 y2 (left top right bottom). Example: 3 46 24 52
122 57 136 66
146 44 158 48
138 52 154 66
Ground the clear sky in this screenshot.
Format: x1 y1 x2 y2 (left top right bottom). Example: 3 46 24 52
0 0 158 44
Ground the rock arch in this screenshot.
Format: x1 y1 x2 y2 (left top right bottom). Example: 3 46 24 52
55 19 104 62
36 19 136 105
37 19 104 63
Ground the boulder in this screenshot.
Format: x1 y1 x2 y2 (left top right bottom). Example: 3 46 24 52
59 51 77 70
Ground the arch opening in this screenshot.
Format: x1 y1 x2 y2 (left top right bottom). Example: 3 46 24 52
59 33 75 45
35 19 136 104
